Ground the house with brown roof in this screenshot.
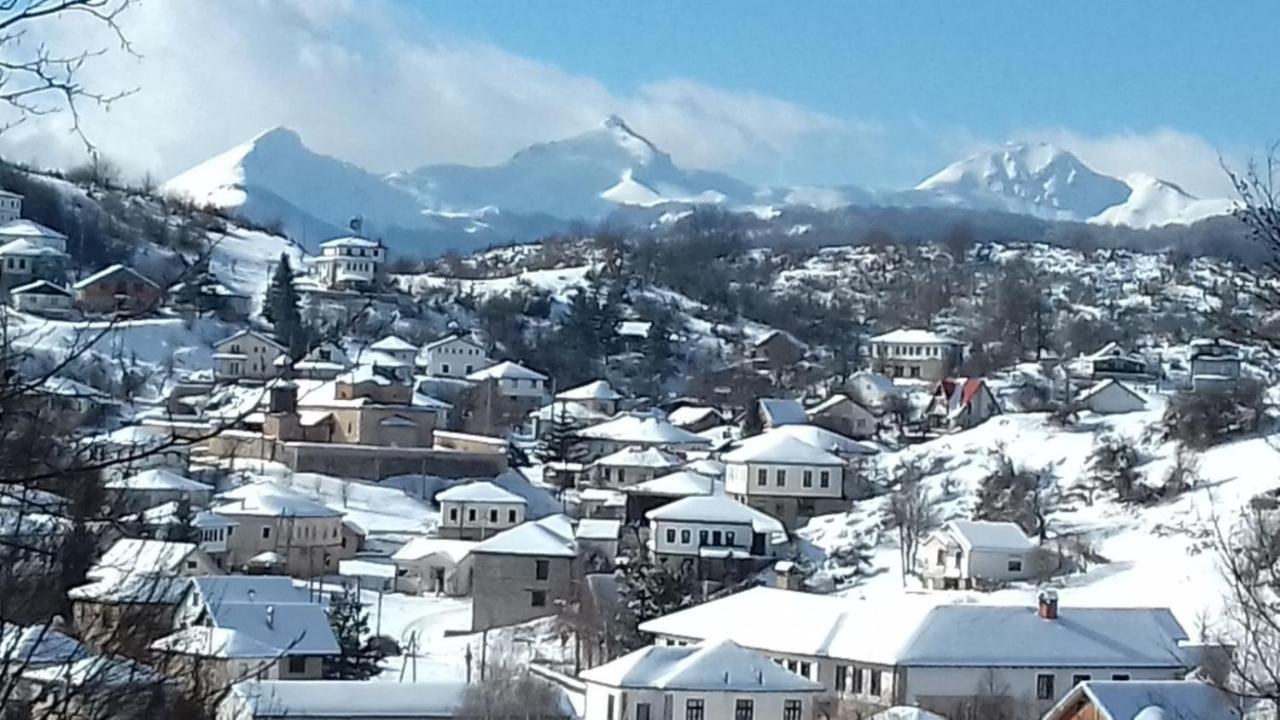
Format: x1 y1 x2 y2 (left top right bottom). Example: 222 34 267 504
73 264 162 315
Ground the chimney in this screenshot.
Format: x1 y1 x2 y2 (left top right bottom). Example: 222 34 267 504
266 604 275 629
1038 590 1059 620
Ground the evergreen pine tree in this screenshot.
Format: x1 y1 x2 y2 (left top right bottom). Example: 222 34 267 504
165 497 198 543
324 589 385 680
615 554 701 652
263 253 306 357
538 403 584 466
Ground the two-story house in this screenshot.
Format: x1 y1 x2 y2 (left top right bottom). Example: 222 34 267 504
469 514 577 631
918 520 1040 590
576 414 711 459
420 334 489 378
213 329 287 382
869 329 965 382
589 445 684 488
0 239 67 293
209 484 352 577
1189 338 1243 392
556 380 623 417
310 236 385 291
645 494 784 579
466 360 550 401
434 481 528 540
580 639 823 720
722 430 847 529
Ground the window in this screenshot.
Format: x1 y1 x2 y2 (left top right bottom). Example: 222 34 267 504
699 530 709 546
665 528 676 543
467 508 477 522
685 699 704 720
852 666 864 694
1036 673 1055 700
726 531 736 546
799 661 811 678
287 656 307 674
488 509 498 523
803 470 813 487
442 363 451 375
869 669 881 696
530 590 546 607
1072 674 1091 687
507 509 517 523
734 699 753 720
607 695 615 720
185 560 197 570
835 665 847 692
261 527 271 539
712 530 722 545
681 530 691 544
775 469 785 487
820 470 830 488
449 507 458 522
1111 674 1130 681
635 703 651 720
756 469 767 486
783 700 802 720
936 548 945 565
535 559 549 580
1007 558 1023 572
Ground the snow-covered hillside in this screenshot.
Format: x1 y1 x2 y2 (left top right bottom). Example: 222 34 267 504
1091 174 1237 229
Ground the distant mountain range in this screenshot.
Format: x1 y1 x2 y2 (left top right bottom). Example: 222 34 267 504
162 116 1235 256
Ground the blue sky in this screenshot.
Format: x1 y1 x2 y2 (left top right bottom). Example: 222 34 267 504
10 1 1272 197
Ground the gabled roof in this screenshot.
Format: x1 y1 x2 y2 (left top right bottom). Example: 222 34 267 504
0 238 63 256
557 379 622 401
72 263 159 290
0 218 66 240
423 333 484 352
807 393 872 417
593 445 684 469
466 360 547 382
435 480 527 505
722 430 846 466
151 626 281 659
0 624 91 667
1046 680 1243 720
392 538 476 563
628 470 718 498
472 514 576 558
685 458 726 477
770 424 878 456
668 405 722 428
938 520 1034 552
758 398 808 426
577 415 709 446
1076 378 1147 406
871 328 961 345
581 639 822 693
319 236 380 249
214 328 286 351
370 335 417 352
646 495 756 525
182 576 340 657
10 279 71 295
105 469 213 493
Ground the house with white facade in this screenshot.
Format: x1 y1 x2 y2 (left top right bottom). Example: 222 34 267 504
722 430 847 529
8 279 72 315
420 334 490 378
213 330 287 382
0 238 67 293
209 484 353 577
869 329 965 382
434 481 528 540
919 520 1041 589
641 588 1202 720
577 414 711 458
1076 379 1147 415
310 236 385 291
0 189 22 223
392 538 476 596
645 495 784 573
580 639 823 720
466 360 550 401
556 379 623 416
368 335 419 366
925 377 1001 430
589 445 683 488
104 469 214 513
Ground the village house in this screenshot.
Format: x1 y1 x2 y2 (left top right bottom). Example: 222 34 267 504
368 334 418 365
624 469 720 523
576 414 711 459
667 403 726 433
919 520 1042 589
138 504 238 570
262 373 439 448
806 394 878 439
309 236 386 291
869 329 965 382
589 445 684 488
466 360 550 401
21 655 169 720
9 279 73 315
925 377 1001 430
287 341 350 380
469 514 577 631
154 575 339 691
0 240 67 293
1075 379 1147 415
208 484 354 577
171 278 252 320
1189 338 1243 392
73 264 163 315
1041 679 1244 720
722 430 847 529
0 189 23 222
556 379 623 416
1088 342 1159 384
434 481 528 540
213 330 288 383
420 333 490 378
576 518 622 568
757 398 808 429
580 639 823 720
645 495 784 580
748 329 808 373
640 587 1203 720
220 680 467 720
392 538 476 596
104 468 214 513
0 216 66 252
68 539 220 656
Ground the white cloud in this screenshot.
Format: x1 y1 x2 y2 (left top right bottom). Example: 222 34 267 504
0 0 862 185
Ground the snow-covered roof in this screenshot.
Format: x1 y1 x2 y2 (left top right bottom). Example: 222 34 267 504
436 480 527 505
769 424 878 456
869 708 950 720
151 626 280 659
938 520 1035 553
423 333 483 352
185 576 340 657
1050 680 1242 720
593 445 684 469
616 320 653 338
0 624 91 667
23 655 162 689
90 538 198 578
214 328 286 351
370 335 417 352
392 538 476 563
668 405 721 428
10 279 71 295
759 398 807 426
577 415 709 446
0 218 66 240
576 518 621 541
72 263 158 290
1076 378 1147 405
319 236 380 249
230 680 466 718
557 379 621 401
628 470 718 497
466 360 547 382
473 514 576 558
871 328 961 345
139 502 237 529
684 458 725 477
335 364 393 386
807 393 869 417
581 639 823 693
647 494 756 525
722 431 846 466
211 485 339 519
68 539 201 604
0 238 64 256
105 469 213 493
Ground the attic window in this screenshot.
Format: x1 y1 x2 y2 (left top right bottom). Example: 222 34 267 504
1007 558 1023 573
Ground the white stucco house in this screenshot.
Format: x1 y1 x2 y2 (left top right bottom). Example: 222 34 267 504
722 430 847 529
368 335 419 366
580 639 823 720
466 360 549 401
919 520 1040 590
310 236 385 291
590 445 684 488
1076 379 1147 415
9 279 72 315
576 414 711 458
213 330 287 382
434 481 528 541
420 334 489 378
556 379 622 416
645 494 783 564
391 537 476 596
868 329 965 382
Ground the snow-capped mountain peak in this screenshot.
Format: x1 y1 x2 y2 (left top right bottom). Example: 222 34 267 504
1090 173 1236 229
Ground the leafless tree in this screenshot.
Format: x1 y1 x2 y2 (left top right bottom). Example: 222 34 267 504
1225 148 1280 351
882 462 941 583
1212 507 1280 715
456 647 569 719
